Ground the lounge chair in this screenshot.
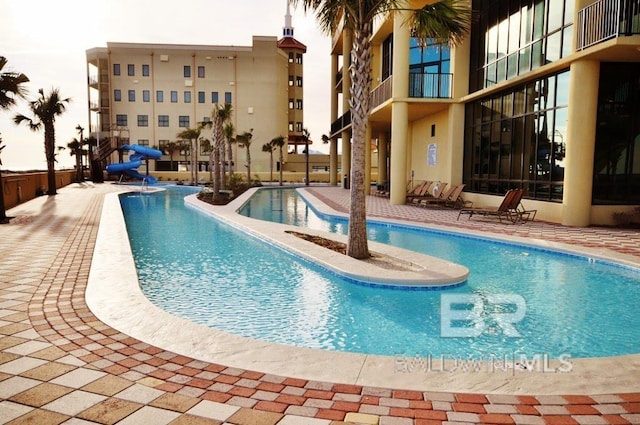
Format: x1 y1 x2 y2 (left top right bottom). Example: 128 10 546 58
406 181 433 203
410 182 447 205
419 184 467 209
457 189 524 223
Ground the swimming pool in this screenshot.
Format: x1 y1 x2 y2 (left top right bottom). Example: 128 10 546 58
120 186 640 359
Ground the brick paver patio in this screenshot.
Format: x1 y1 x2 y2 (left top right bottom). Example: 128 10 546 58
0 182 638 425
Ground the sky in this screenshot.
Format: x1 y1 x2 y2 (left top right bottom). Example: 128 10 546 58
0 0 331 170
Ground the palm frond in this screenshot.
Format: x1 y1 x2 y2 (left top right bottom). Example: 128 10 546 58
408 0 471 46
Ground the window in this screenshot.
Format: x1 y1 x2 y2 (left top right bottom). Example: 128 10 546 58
224 92 232 103
116 114 127 126
184 66 191 78
156 90 164 102
179 116 190 127
211 92 219 103
408 37 451 98
296 99 303 110
113 64 120 76
127 64 134 76
289 99 294 109
296 76 303 87
142 64 150 76
184 91 191 103
593 63 640 204
143 90 150 102
463 69 570 201
114 89 122 101
296 53 303 64
137 139 149 146
171 91 178 103
198 91 205 103
128 90 135 102
288 76 294 86
288 52 294 63
381 34 393 80
158 115 169 127
469 0 575 91
295 122 303 132
202 117 211 124
288 122 294 132
197 66 205 78
137 115 148 127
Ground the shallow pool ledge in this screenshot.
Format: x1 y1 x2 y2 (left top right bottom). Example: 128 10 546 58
185 193 469 288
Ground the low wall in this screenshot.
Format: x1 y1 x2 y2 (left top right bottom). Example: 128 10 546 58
1 170 75 210
146 170 379 185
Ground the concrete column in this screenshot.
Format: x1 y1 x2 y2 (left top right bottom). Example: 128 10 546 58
330 138 338 185
389 10 411 205
365 125 372 194
562 60 599 226
341 132 351 188
330 54 339 186
378 132 388 184
341 29 353 188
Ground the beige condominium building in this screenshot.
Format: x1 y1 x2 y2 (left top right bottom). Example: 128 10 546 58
328 0 640 225
85 3 307 182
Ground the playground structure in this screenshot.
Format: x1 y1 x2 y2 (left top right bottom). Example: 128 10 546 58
106 144 162 184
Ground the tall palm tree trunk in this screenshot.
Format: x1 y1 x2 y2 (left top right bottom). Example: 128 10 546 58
346 24 372 259
191 139 197 186
212 145 221 195
45 122 57 195
246 148 251 185
278 146 284 186
220 143 227 189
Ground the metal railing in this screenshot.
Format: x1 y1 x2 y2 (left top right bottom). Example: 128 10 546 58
370 76 393 109
577 0 640 50
330 110 351 135
409 73 453 99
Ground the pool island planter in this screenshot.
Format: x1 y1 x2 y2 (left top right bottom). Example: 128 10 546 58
185 192 469 288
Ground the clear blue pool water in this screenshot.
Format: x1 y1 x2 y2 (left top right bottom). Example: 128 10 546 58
120 186 640 359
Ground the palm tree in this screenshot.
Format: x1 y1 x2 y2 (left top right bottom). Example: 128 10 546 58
292 0 470 259
75 124 85 179
0 56 29 223
199 137 213 183
176 128 201 186
236 129 254 185
271 135 286 186
301 128 311 186
262 140 276 182
14 88 71 196
201 104 233 197
163 141 179 171
67 138 84 182
223 122 235 187
85 135 97 180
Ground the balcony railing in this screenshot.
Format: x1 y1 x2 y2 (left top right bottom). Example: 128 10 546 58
331 73 453 135
577 0 640 50
330 110 351 135
409 73 453 99
370 76 393 109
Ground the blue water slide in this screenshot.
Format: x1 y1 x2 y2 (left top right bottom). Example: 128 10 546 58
106 144 163 184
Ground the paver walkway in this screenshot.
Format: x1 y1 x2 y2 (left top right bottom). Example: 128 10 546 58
0 182 639 425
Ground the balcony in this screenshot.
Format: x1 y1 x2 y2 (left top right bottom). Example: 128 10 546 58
577 0 640 50
408 73 453 99
330 110 351 136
